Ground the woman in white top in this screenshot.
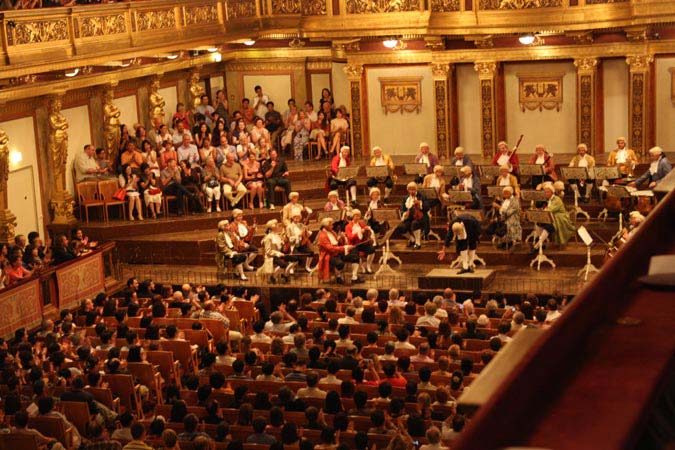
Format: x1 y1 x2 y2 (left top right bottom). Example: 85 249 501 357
119 164 143 221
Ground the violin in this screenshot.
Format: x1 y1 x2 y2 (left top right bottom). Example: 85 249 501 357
411 198 424 221
243 217 257 243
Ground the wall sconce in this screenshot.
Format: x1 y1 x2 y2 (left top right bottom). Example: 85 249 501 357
243 40 256 46
211 52 222 63
9 149 22 167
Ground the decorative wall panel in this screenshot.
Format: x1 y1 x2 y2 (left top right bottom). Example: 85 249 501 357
136 9 176 32
346 0 419 14
184 5 220 25
227 0 258 18
79 14 127 38
302 0 327 15
12 19 69 45
431 0 461 12
480 0 561 9
272 0 302 14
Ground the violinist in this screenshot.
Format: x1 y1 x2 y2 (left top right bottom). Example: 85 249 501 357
282 191 313 227
495 165 520 197
231 209 258 271
395 182 428 250
345 209 376 275
455 166 483 210
215 220 248 281
531 182 575 253
325 190 347 232
365 187 388 238
630 146 672 189
316 217 357 285
437 214 482 274
367 146 395 203
329 145 359 207
568 143 595 202
414 142 440 183
607 136 638 178
528 144 557 188
261 219 299 283
492 141 520 177
422 165 447 210
623 211 645 241
286 210 315 273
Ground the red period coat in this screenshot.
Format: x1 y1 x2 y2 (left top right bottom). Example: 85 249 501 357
317 228 347 280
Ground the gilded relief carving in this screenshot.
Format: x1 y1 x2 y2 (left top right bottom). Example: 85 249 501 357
80 14 126 38
349 81 363 155
343 64 364 79
629 73 645 156
431 63 450 78
346 0 419 14
12 19 68 45
480 80 495 158
136 9 176 31
434 80 448 159
227 0 257 19
578 74 593 151
626 55 653 72
103 86 121 168
184 5 219 25
517 73 564 112
0 129 9 187
149 78 166 124
302 0 327 15
379 77 423 114
479 0 560 9
585 0 627 4
431 0 460 12
573 57 598 73
474 61 497 78
272 0 302 14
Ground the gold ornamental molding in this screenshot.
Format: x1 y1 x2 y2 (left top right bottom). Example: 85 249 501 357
474 61 498 79
430 62 450 79
573 57 598 74
184 5 220 26
135 8 177 32
270 0 302 15
11 18 69 45
431 0 461 12
344 63 365 80
226 0 258 19
345 0 422 14
306 61 333 71
626 55 653 72
225 60 306 72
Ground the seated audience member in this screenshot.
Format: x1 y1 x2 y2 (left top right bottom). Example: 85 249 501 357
297 371 328 399
51 234 76 265
246 417 277 445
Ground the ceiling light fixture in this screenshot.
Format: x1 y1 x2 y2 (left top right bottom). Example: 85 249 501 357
166 54 179 60
207 47 219 53
243 40 256 46
65 68 79 77
383 39 399 49
519 33 536 45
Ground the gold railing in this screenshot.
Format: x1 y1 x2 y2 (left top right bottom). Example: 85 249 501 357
0 0 673 74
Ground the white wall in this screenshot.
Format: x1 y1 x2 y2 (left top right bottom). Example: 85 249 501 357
603 58 629 153
310 73 331 108
655 57 675 151
331 62 349 108
116 95 138 128
366 65 436 156
210 75 224 95
456 64 482 155
158 86 178 125
62 105 92 196
242 74 293 108
1 116 44 236
504 61 577 154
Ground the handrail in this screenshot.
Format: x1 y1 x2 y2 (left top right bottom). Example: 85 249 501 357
453 187 675 449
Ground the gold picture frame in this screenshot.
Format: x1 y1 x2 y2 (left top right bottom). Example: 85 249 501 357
517 72 564 112
379 76 422 114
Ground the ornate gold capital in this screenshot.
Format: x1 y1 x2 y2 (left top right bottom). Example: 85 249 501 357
344 64 364 80
626 55 653 72
567 31 594 45
574 57 598 74
430 63 450 79
625 27 648 43
424 37 446 51
468 35 494 49
474 61 498 79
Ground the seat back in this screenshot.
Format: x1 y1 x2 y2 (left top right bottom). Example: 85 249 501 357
0 432 40 450
98 179 121 203
103 374 139 414
127 362 157 391
77 181 99 203
146 350 179 384
200 318 228 342
232 300 258 323
182 329 210 348
85 387 116 410
28 416 69 446
59 401 91 435
161 340 194 369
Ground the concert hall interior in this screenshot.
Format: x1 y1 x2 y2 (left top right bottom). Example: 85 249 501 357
1 1 675 450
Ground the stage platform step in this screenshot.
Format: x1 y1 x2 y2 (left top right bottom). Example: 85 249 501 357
418 268 496 291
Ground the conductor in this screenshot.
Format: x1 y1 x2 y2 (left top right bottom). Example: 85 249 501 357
437 214 482 274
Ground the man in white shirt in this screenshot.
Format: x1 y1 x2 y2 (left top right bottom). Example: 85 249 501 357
416 302 441 328
250 321 272 343
296 372 327 399
338 307 360 325
253 85 270 119
264 306 296 332
394 329 415 350
410 343 435 364
176 135 200 168
74 144 105 181
195 94 215 128
388 288 406 308
304 101 318 122
172 122 192 146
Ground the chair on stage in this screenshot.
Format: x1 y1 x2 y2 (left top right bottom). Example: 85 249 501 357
98 179 126 222
76 181 104 223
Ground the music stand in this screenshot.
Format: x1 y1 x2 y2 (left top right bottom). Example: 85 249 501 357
404 163 428 176
606 185 632 232
479 165 501 181
445 209 487 269
486 185 503 199
519 164 545 177
594 166 620 221
560 167 591 222
576 225 599 281
525 210 556 271
366 165 389 179
372 209 403 279
441 165 462 179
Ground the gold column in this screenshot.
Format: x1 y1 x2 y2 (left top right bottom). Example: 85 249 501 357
0 128 17 243
626 55 653 158
431 62 450 161
474 61 498 159
343 63 365 157
574 58 598 155
47 94 76 225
